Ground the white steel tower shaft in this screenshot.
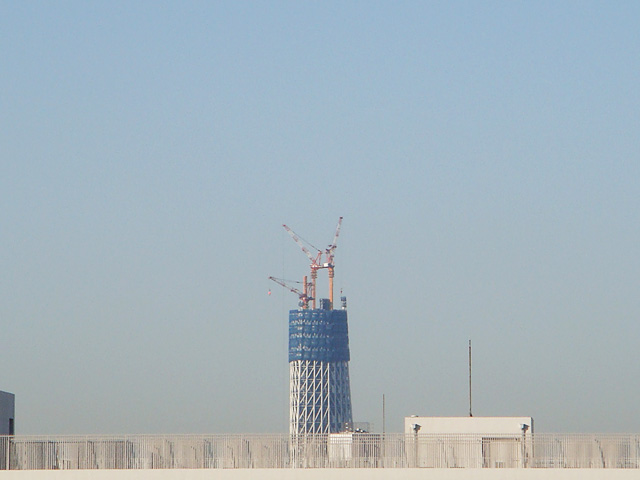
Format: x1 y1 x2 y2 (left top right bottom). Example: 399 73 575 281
288 307 353 435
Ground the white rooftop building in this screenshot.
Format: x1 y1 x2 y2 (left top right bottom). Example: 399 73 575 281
404 416 534 468
404 415 533 435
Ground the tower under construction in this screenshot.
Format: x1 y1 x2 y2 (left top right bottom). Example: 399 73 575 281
288 298 353 434
271 218 353 435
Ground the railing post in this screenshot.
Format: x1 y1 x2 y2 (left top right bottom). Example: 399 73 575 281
521 424 529 468
411 425 421 468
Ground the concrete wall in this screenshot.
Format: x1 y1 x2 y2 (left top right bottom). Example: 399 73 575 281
0 392 15 435
404 416 533 435
1 469 640 480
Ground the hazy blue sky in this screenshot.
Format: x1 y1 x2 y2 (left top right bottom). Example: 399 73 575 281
2 1 639 434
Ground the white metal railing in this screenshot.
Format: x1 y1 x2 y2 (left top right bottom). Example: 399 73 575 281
1 433 639 470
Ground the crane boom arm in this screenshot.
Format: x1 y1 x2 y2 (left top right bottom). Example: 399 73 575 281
269 276 311 308
283 224 322 265
328 216 343 254
269 276 303 296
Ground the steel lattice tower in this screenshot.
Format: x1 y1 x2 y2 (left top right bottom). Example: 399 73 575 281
288 304 353 435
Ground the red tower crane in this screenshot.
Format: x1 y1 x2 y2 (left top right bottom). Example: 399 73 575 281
282 224 323 309
282 217 343 309
268 276 312 309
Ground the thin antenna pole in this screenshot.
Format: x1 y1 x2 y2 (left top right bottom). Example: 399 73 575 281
382 394 386 434
381 393 386 461
469 340 473 417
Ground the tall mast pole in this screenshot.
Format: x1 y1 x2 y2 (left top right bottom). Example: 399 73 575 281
469 339 473 417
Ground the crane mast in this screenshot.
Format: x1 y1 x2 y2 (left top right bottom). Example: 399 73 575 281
326 217 343 307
